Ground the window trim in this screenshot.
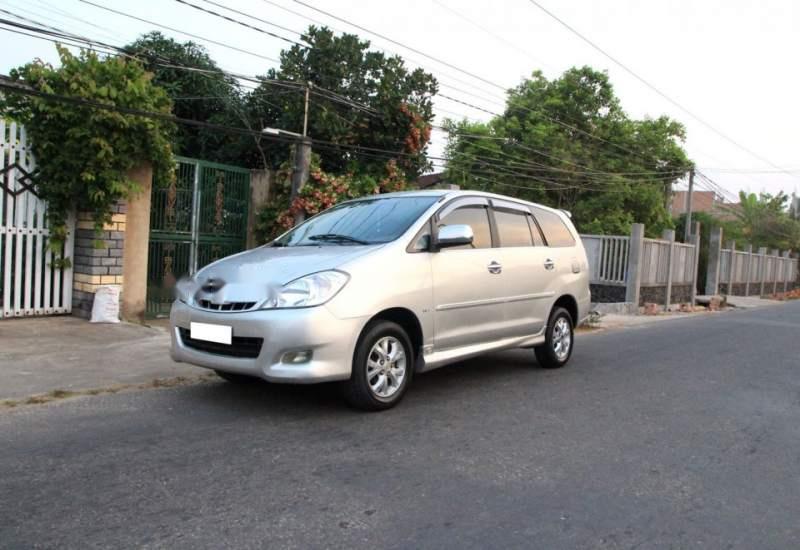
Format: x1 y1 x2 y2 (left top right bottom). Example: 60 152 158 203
433 196 494 250
492 206 536 248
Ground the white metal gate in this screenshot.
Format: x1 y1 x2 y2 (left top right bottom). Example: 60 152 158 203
0 121 74 317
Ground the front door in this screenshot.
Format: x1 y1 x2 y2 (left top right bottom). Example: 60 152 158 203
430 198 506 351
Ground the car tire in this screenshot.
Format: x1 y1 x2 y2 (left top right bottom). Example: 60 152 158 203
534 307 574 369
215 370 258 384
342 320 414 411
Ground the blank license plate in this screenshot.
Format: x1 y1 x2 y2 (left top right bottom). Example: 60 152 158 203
190 322 232 345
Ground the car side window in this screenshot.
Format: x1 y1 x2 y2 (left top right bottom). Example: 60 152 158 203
531 207 576 247
409 221 431 252
438 205 492 249
494 209 533 247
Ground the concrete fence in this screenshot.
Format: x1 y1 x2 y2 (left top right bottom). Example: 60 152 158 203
583 222 700 309
705 227 799 297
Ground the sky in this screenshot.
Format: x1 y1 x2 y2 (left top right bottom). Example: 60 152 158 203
1 0 799 201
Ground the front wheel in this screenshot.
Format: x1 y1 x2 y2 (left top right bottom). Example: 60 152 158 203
534 307 574 369
342 320 414 411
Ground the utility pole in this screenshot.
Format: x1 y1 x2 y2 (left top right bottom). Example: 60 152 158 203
302 82 311 138
291 82 312 225
684 168 695 242
262 82 313 225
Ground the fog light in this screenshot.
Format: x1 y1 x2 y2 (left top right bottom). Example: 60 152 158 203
281 350 313 364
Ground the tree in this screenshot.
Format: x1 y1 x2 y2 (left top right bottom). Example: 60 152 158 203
444 67 692 236
124 32 254 165
725 191 800 251
245 26 438 177
1 46 174 258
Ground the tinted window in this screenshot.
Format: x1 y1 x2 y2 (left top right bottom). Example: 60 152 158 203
531 207 576 247
275 196 438 246
439 206 492 249
494 209 533 247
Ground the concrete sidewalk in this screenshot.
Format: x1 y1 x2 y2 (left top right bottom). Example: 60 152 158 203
0 316 200 401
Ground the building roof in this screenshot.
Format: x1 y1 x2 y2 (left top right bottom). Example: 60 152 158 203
670 191 717 214
416 172 446 189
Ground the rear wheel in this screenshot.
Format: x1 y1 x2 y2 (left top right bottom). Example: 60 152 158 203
342 320 414 411
534 307 574 369
215 370 258 384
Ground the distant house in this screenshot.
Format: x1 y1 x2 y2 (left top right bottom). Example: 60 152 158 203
670 190 740 221
415 172 459 190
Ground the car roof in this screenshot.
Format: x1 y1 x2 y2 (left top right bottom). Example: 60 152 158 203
355 189 565 214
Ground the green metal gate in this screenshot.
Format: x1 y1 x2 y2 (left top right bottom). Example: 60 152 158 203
147 156 250 317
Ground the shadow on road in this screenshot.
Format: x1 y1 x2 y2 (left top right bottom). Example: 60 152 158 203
182 348 542 417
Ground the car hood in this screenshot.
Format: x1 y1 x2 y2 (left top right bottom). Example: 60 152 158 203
178 244 380 308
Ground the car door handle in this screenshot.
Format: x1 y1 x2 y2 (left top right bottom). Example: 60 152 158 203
544 259 555 270
487 261 502 274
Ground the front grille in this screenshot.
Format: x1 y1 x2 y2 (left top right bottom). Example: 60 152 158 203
179 328 263 359
197 299 257 312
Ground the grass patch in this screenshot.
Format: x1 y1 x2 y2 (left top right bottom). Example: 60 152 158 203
0 372 217 410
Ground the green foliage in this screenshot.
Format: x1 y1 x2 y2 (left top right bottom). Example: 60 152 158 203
255 154 407 243
444 67 691 236
732 191 800 250
245 26 437 177
1 46 174 259
124 32 248 164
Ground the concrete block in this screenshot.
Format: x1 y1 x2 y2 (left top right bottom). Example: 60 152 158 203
74 265 108 276
643 302 659 315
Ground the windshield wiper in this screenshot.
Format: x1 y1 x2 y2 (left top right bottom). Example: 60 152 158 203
308 233 369 245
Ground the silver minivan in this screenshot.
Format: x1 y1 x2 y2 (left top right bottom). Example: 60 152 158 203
170 190 591 410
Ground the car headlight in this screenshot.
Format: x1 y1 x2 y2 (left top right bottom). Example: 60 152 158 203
274 270 349 308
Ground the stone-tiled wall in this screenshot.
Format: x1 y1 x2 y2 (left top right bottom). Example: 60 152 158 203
71 202 126 318
590 284 626 303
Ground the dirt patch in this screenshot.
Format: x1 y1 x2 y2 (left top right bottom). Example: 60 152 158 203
0 372 217 410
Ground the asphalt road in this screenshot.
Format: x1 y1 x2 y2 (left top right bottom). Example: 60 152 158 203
2 303 800 549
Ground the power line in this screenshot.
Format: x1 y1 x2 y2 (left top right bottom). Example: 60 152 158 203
525 0 800 181
76 0 280 63
173 0 308 48
0 11 691 189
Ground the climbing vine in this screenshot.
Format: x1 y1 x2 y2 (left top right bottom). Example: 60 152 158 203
0 46 175 261
255 155 409 243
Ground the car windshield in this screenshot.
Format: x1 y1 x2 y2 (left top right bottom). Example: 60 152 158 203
273 196 439 247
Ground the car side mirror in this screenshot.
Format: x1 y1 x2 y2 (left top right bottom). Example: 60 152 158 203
436 224 474 250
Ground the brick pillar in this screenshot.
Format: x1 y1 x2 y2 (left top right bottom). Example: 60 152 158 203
71 203 127 318
71 163 152 321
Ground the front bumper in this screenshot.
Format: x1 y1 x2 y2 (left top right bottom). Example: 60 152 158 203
170 300 367 383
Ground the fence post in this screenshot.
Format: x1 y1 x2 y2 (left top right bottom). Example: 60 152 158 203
783 251 791 293
770 249 779 295
690 222 701 306
744 244 753 296
758 247 768 297
625 223 645 306
705 226 723 296
661 229 675 311
727 240 736 295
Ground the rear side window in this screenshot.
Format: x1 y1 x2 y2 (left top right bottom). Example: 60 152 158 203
494 209 533 247
439 206 492 249
531 207 576 247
